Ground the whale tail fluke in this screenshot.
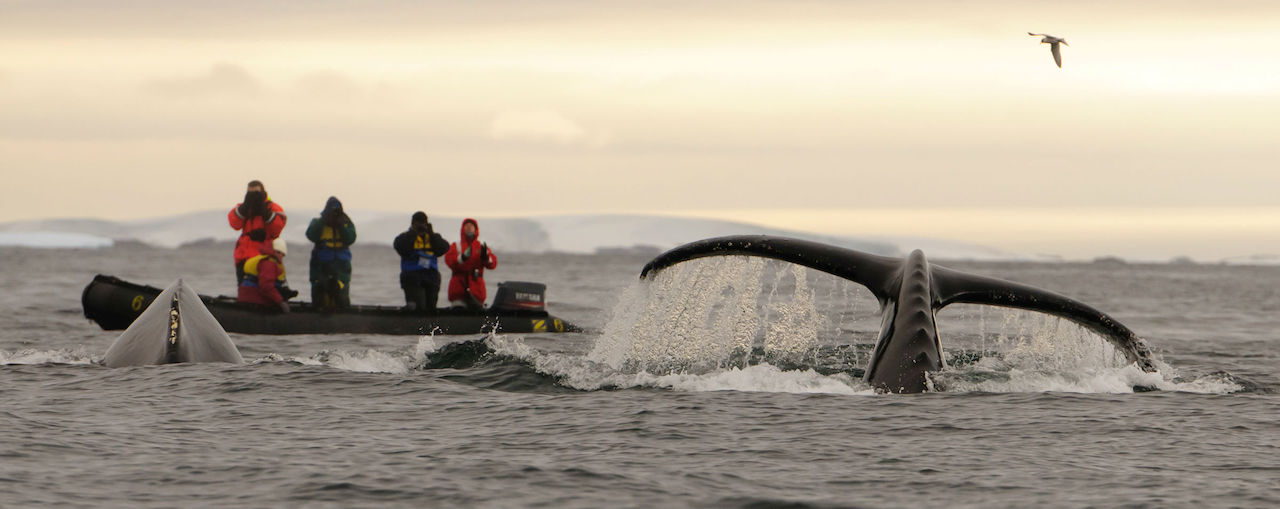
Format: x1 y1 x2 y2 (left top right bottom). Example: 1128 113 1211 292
103 279 242 368
640 235 1157 392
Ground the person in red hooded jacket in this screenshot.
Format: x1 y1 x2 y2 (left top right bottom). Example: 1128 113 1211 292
237 237 292 313
228 180 286 284
444 218 497 310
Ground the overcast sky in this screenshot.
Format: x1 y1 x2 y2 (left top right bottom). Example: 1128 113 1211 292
2 1 1278 260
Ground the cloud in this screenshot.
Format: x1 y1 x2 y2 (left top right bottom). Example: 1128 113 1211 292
144 62 260 97
488 109 608 145
294 70 360 98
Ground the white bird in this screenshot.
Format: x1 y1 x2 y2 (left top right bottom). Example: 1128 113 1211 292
1028 32 1068 68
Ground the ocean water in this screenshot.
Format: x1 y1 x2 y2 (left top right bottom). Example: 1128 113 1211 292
1 243 1277 508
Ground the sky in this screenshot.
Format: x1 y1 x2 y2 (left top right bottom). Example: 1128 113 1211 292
2 0 1278 260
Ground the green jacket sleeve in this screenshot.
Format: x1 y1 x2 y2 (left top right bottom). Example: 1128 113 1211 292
305 218 324 243
340 220 356 245
304 217 325 242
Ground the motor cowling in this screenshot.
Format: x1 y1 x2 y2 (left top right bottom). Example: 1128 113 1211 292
491 281 547 311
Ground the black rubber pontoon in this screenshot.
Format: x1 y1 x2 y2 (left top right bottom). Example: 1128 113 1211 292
82 275 580 335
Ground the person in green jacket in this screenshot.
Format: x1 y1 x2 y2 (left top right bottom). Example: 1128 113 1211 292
305 196 356 310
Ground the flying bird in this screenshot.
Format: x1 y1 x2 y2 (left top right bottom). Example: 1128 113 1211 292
1029 32 1068 68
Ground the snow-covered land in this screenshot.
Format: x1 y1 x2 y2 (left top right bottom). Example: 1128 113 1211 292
1 210 1039 261
0 232 114 249
1220 254 1280 266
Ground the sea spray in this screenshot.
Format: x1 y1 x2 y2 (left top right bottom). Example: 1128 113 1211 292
928 306 1230 393
591 257 744 371
413 333 440 363
762 263 821 363
588 257 829 375
938 306 1129 373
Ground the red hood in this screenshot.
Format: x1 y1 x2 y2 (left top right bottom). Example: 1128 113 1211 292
460 218 479 242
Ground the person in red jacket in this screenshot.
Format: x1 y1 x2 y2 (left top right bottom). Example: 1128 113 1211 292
444 218 497 310
237 238 292 313
228 180 286 284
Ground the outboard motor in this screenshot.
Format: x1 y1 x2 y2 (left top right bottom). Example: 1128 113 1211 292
491 281 547 312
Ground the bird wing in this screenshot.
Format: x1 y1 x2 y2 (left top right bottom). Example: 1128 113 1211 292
1051 42 1062 67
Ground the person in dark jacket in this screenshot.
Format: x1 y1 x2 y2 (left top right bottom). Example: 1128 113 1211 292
393 212 449 313
444 218 497 311
228 180 286 284
237 238 292 313
305 196 356 310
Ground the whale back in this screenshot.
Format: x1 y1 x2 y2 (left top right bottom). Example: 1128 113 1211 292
103 279 242 367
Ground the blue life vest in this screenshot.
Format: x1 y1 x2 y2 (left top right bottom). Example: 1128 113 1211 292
401 234 439 272
314 225 352 262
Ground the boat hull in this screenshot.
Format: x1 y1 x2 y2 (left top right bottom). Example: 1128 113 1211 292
82 275 579 335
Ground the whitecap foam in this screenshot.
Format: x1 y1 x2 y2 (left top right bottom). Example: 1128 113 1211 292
1161 372 1245 393
0 347 98 365
934 362 1243 394
413 334 440 360
632 364 872 394
493 334 874 395
490 334 647 391
252 334 442 374
307 348 415 374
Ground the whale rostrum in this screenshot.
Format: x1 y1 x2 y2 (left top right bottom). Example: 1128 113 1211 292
639 236 1157 393
103 279 243 367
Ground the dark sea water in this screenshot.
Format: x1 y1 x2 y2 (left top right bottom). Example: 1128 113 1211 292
1 243 1277 508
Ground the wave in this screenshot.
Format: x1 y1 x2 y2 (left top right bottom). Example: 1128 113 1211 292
0 347 99 365
1 332 1254 395
486 336 1250 395
929 361 1248 394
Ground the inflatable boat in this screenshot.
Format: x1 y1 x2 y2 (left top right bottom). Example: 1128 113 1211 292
82 275 580 335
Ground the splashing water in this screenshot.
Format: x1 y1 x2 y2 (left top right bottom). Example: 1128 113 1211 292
251 334 443 374
763 264 822 365
934 306 1240 393
588 257 824 375
579 258 1244 394
939 307 1131 372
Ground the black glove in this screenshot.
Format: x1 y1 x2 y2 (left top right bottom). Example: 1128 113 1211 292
247 229 266 242
479 243 488 262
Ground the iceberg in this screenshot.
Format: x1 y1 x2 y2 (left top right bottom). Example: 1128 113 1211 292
0 232 113 249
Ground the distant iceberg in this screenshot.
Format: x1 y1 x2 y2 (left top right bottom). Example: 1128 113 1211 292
1221 254 1280 266
0 232 113 249
0 211 1041 260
